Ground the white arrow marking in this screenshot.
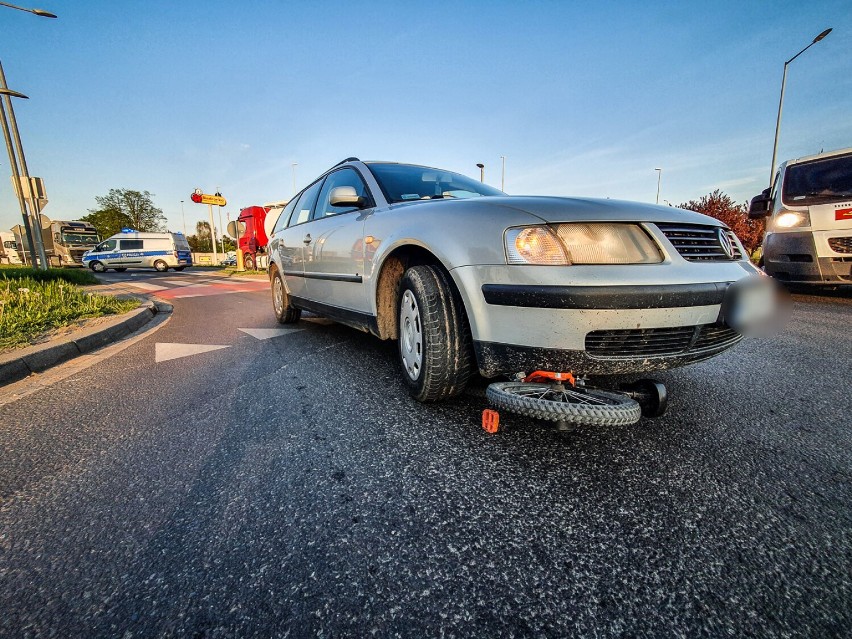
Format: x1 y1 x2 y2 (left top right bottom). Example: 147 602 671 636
238 328 305 340
155 343 231 362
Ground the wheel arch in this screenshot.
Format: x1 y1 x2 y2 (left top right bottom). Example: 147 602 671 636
372 243 469 341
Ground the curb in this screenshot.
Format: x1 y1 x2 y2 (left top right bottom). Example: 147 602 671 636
0 300 172 386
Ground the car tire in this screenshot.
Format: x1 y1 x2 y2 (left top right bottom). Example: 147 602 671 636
90 261 106 273
486 382 641 426
154 260 168 272
271 269 301 324
244 254 255 270
398 265 473 402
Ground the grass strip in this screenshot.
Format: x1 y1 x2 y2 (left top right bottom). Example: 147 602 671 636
0 266 99 286
0 276 139 350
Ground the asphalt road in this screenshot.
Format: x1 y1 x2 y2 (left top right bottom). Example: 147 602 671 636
1 270 850 638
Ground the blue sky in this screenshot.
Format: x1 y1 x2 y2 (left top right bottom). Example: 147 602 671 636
1 0 850 234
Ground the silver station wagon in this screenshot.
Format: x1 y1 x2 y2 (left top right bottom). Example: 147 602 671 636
268 159 766 403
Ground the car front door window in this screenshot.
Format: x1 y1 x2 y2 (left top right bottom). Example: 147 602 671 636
313 168 371 220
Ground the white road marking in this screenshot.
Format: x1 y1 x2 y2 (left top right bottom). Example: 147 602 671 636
155 343 230 362
127 282 169 291
161 280 198 286
172 287 253 299
238 328 305 340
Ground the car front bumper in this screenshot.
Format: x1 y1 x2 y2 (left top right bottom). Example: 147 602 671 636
764 230 852 284
451 262 757 376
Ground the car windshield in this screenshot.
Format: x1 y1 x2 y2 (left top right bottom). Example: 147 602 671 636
62 232 99 245
782 154 852 206
367 163 504 203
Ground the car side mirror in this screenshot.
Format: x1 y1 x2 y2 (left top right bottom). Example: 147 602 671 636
748 188 772 219
329 186 366 208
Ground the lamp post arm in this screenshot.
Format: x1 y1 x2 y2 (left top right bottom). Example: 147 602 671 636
0 1 56 17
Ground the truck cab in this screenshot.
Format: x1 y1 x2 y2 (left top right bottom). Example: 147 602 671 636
749 147 852 285
237 205 270 270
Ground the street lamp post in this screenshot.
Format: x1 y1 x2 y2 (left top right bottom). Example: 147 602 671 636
655 168 662 204
0 86 35 266
0 2 56 270
500 156 506 191
0 69 47 269
476 163 484 183
769 28 832 188
180 200 187 237
291 162 298 196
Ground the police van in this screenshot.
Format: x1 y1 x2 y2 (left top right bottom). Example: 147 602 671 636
82 230 192 272
749 147 852 285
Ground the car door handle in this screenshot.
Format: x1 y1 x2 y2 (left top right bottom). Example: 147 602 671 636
303 234 312 245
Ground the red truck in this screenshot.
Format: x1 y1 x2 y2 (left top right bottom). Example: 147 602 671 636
237 201 289 270
237 205 270 270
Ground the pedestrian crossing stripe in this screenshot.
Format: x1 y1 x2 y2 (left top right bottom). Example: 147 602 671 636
238 328 305 340
155 343 230 362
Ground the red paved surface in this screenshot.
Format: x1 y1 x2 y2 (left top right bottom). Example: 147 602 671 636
155 279 269 299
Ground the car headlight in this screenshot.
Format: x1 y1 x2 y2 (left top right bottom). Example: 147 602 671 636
505 223 662 265
774 211 810 229
505 227 570 265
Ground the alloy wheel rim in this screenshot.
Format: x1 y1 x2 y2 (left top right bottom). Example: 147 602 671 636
274 277 284 314
399 289 423 381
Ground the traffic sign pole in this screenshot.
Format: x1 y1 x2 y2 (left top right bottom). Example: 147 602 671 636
207 203 218 266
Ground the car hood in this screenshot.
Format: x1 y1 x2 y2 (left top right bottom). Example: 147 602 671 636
491 196 724 227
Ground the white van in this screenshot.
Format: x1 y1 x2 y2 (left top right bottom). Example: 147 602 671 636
749 147 852 285
0 231 23 265
82 231 192 272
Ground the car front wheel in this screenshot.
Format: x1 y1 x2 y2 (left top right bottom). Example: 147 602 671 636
398 265 473 402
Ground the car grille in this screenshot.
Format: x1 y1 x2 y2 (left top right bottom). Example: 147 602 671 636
656 223 742 261
585 324 741 359
828 237 852 254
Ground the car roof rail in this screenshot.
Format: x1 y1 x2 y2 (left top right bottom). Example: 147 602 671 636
332 157 360 168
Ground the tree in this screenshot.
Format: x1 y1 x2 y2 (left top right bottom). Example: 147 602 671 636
88 189 167 234
679 190 765 254
187 221 236 253
79 208 133 240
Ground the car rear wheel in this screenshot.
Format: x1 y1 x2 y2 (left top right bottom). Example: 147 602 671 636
486 382 641 426
90 261 106 273
154 260 168 272
272 269 301 324
398 265 473 402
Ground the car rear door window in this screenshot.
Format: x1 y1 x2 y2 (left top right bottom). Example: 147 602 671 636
119 239 143 250
288 180 323 227
274 200 298 235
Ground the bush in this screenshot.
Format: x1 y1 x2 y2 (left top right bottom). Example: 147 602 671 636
0 276 139 349
679 190 765 254
0 267 99 286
